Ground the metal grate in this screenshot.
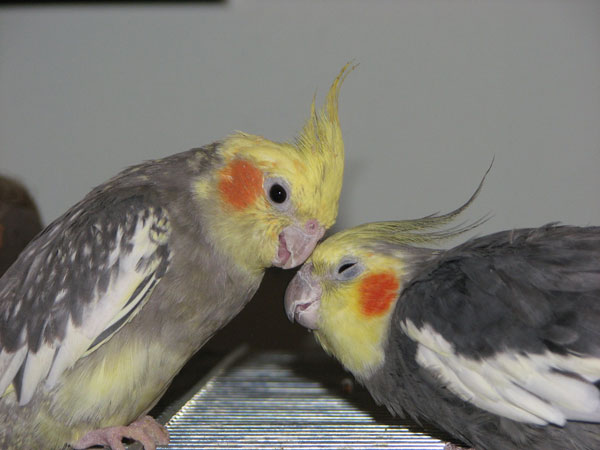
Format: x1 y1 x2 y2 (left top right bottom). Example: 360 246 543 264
156 349 447 449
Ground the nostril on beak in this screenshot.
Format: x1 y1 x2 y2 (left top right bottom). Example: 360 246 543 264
306 219 318 233
305 220 325 239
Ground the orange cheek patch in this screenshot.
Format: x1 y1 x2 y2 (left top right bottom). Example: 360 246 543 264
219 159 264 210
358 272 399 316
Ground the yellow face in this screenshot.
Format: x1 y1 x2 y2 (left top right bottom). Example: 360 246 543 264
285 232 406 380
202 135 342 272
219 135 342 229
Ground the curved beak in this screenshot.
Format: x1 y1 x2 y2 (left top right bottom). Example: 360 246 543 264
273 219 325 269
284 263 322 330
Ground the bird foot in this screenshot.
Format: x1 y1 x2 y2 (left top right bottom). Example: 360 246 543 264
71 415 169 450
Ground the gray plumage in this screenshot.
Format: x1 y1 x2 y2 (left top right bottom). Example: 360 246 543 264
367 225 600 450
0 145 261 448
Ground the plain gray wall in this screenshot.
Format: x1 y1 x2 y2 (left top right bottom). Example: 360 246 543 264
1 1 599 351
1 0 599 234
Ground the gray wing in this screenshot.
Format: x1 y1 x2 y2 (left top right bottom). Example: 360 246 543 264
0 189 171 405
397 225 600 426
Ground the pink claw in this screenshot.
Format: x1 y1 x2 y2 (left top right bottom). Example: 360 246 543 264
72 415 169 450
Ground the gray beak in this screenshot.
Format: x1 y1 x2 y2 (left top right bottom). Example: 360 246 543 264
284 263 322 330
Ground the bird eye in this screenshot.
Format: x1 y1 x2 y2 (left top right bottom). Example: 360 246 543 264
335 259 363 281
338 262 356 274
269 184 287 204
264 177 292 211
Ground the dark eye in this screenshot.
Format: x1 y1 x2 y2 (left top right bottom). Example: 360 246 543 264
338 262 356 274
264 177 291 211
335 259 364 281
269 183 287 204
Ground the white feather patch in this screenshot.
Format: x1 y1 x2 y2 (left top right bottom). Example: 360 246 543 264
0 347 27 397
402 320 600 426
43 215 165 391
19 344 56 405
44 320 93 389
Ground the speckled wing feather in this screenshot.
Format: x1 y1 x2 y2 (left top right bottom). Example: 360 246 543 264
397 225 600 426
0 190 171 405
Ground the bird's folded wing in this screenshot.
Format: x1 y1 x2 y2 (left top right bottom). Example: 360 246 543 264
398 225 600 427
402 320 600 426
0 199 171 405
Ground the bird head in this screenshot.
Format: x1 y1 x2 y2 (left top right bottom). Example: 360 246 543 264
195 64 354 274
284 225 413 379
284 175 488 379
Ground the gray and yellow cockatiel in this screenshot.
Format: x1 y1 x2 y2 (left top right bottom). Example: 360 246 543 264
0 64 353 450
285 186 600 449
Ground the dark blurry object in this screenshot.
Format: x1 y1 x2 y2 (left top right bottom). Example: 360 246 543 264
0 175 43 277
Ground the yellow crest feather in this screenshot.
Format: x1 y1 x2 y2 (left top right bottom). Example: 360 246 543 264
292 62 357 227
321 161 491 253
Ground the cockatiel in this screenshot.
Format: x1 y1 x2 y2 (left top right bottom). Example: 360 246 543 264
285 184 600 450
0 64 353 450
